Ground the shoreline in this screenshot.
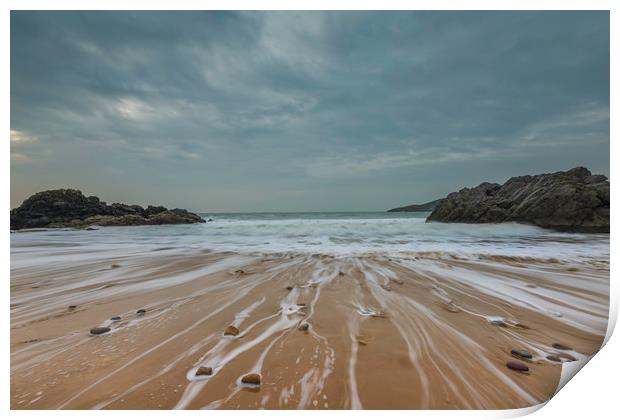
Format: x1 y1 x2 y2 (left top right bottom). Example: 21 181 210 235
11 249 609 409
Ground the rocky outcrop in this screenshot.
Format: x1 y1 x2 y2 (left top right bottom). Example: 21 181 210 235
427 167 609 233
387 199 444 212
10 189 205 230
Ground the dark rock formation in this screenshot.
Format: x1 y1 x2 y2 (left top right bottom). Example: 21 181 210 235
387 199 443 212
427 167 609 233
10 189 205 230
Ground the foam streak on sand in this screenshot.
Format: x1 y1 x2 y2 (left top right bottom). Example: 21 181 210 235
11 244 608 409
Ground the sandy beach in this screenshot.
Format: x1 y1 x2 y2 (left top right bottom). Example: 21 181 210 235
11 247 609 409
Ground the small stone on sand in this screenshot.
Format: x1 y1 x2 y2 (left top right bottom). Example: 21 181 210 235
90 327 111 335
339 271 345 276
110 316 121 321
196 366 213 376
298 323 310 331
552 343 572 351
489 320 508 327
285 286 294 291
111 264 120 268
511 349 533 359
506 361 529 372
241 373 261 385
136 309 146 316
224 325 239 336
445 303 460 313
68 305 77 311
234 269 245 275
558 352 577 361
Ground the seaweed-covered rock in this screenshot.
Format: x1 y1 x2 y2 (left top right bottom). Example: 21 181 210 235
10 189 205 230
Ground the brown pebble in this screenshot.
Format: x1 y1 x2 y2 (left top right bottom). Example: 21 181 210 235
224 325 239 336
552 343 572 351
298 323 309 331
234 269 245 275
511 349 533 359
339 271 345 276
558 352 577 362
514 323 530 329
241 373 261 385
285 286 294 291
111 264 120 268
566 267 579 272
90 326 111 335
357 335 370 345
445 303 460 313
110 316 121 321
136 309 147 316
68 305 77 311
196 366 213 376
506 361 529 372
546 355 562 363
297 303 307 307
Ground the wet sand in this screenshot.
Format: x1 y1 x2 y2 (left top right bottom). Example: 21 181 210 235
10 251 609 409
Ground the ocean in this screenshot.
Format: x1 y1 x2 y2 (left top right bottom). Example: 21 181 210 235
10 212 609 267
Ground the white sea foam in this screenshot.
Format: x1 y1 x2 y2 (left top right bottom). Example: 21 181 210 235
10 212 609 262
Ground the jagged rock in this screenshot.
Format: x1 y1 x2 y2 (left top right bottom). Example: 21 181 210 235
10 189 205 230
427 167 609 232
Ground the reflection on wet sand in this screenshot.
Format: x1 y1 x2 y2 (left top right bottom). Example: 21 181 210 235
11 251 608 409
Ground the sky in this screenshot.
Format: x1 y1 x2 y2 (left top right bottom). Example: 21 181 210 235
10 11 610 212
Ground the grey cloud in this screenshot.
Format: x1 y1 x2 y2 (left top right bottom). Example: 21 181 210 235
11 11 609 211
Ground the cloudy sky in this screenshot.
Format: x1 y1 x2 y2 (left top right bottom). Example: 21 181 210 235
10 11 609 212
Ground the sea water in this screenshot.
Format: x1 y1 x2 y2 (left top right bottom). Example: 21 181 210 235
10 212 609 267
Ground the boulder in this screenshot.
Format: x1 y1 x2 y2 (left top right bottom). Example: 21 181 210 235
10 189 205 230
427 167 609 232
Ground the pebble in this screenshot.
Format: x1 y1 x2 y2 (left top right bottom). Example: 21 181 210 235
224 326 239 336
558 352 577 362
111 264 120 269
110 316 121 321
489 320 508 327
298 323 310 332
445 303 460 313
196 366 213 376
241 373 261 385
68 305 77 311
552 343 572 351
338 271 345 276
506 361 529 372
511 349 533 359
136 309 147 316
234 269 245 275
285 286 294 291
546 355 562 362
90 327 111 335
